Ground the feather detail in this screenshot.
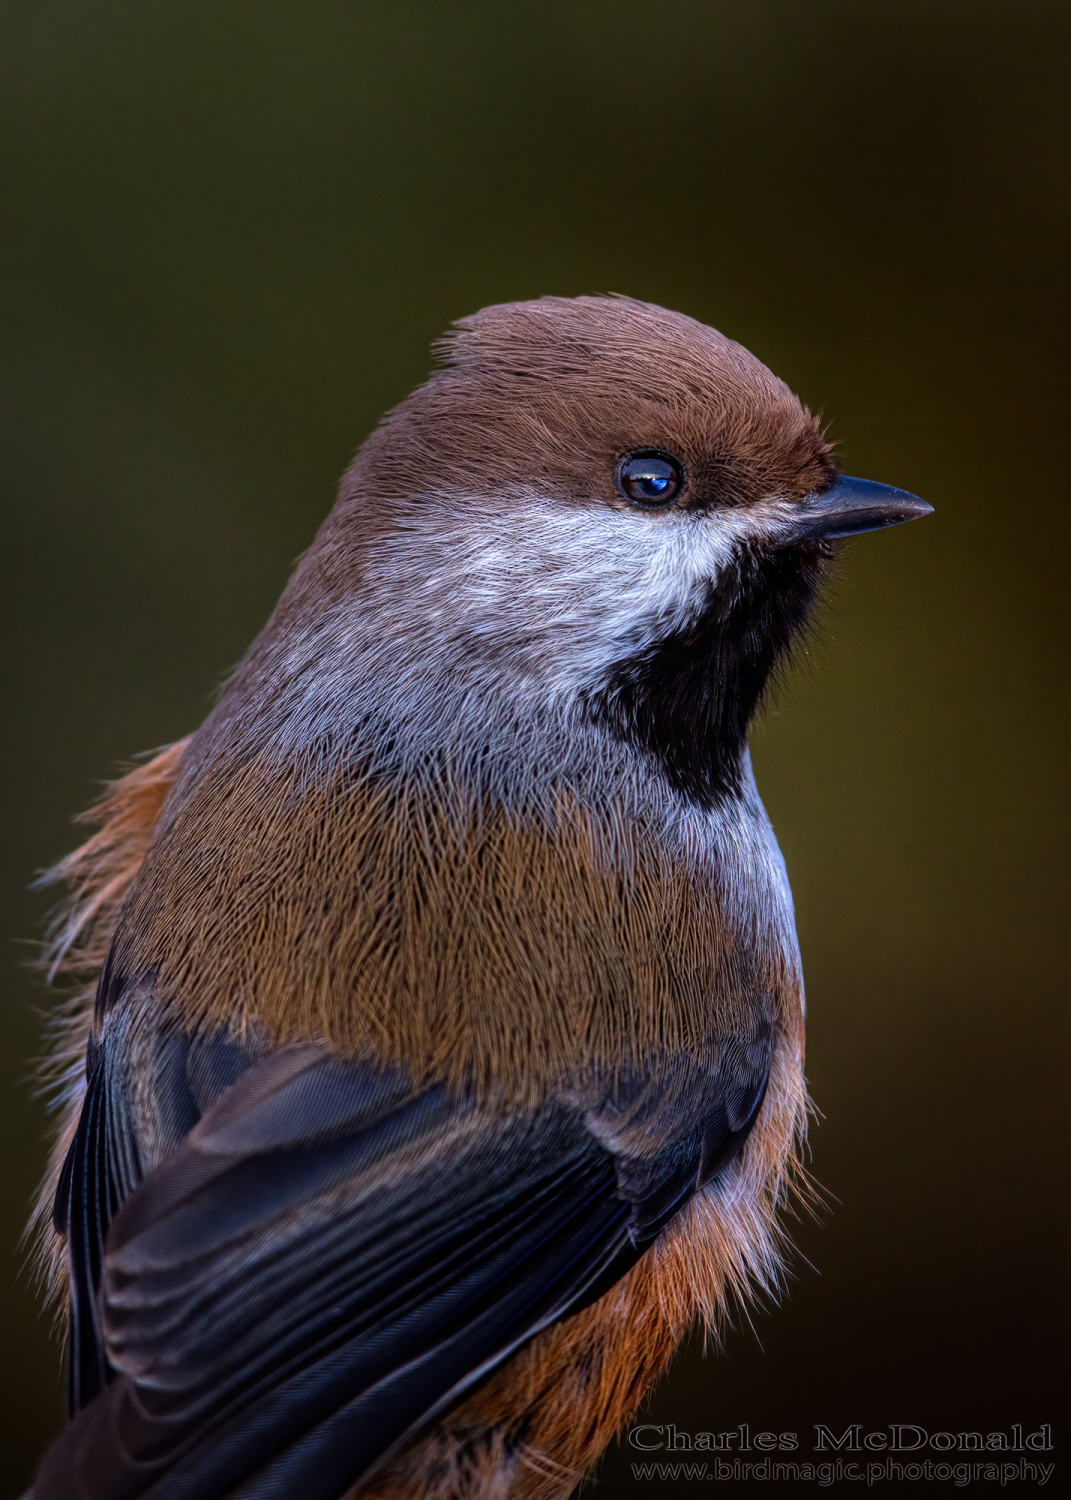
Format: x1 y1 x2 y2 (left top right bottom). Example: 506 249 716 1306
30 741 190 1305
99 750 799 1107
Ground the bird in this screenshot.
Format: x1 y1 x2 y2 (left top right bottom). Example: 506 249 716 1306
28 295 931 1500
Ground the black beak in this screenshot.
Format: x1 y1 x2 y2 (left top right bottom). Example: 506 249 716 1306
786 475 933 544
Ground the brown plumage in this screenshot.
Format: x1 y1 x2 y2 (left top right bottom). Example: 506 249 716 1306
36 750 804 1499
30 296 929 1500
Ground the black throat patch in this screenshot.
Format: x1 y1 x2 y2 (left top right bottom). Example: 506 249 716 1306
587 542 826 807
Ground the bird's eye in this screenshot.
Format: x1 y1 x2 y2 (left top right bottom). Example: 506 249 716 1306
615 450 684 508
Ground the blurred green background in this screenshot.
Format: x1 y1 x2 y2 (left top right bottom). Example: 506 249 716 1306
1 1 1067 1493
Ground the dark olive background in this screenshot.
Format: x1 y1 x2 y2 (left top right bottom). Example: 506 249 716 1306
1 2 1067 1494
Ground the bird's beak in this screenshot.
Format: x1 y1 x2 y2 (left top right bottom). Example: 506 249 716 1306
784 475 933 544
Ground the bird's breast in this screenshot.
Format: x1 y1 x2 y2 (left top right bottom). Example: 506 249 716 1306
102 735 802 1102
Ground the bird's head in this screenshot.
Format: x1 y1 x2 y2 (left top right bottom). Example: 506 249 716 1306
257 296 930 806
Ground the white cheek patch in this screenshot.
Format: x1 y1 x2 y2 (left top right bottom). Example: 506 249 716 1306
254 487 801 771
362 488 798 699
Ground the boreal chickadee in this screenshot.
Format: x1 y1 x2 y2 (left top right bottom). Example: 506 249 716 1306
32 296 931 1500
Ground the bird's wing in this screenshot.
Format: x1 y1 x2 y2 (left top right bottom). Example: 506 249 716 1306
39 1034 770 1500
53 1057 133 1417
53 1024 257 1414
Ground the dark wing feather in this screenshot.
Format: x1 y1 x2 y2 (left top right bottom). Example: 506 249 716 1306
37 1048 636 1500
52 1062 117 1413
53 1026 258 1415
40 1027 772 1500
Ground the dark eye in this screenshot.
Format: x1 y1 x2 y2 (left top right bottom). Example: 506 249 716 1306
615 449 684 508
